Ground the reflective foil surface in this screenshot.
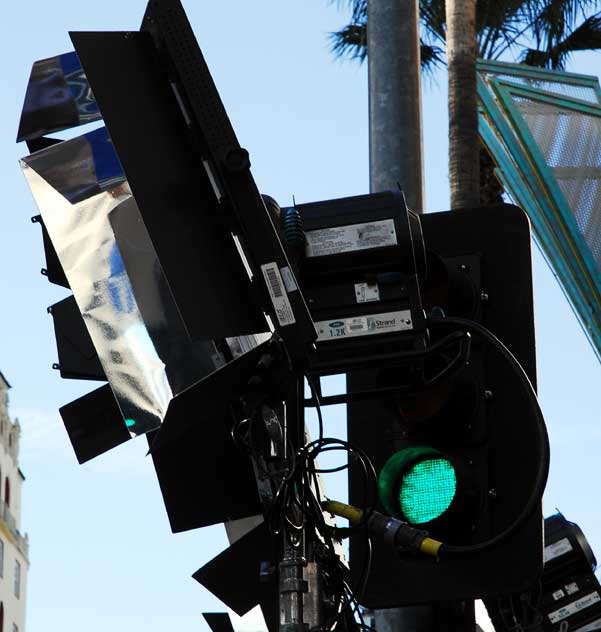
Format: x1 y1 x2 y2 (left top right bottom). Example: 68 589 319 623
17 51 102 142
21 127 225 436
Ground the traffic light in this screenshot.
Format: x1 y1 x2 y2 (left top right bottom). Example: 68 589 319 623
16 1 549 625
337 202 547 606
540 513 601 631
485 512 601 631
378 445 458 525
17 0 316 534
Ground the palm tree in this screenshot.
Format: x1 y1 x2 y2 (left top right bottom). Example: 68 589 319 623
446 0 479 208
330 0 601 205
331 0 601 73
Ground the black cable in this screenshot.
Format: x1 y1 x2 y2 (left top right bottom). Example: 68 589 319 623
306 374 324 445
427 315 550 557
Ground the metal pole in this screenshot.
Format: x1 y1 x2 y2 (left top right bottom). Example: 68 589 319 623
367 4 475 631
368 0 424 212
368 2 427 628
279 537 307 632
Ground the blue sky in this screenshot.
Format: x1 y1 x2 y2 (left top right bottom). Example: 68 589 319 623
1 2 601 632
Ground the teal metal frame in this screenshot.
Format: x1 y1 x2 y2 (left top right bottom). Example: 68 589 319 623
478 59 601 102
477 60 601 361
491 79 601 290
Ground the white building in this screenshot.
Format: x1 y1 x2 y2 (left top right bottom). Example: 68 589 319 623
0 373 28 632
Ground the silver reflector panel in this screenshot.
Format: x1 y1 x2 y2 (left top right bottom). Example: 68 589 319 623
17 51 101 142
21 127 231 436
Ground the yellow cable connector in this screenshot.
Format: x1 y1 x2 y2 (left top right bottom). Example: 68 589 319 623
322 499 443 558
420 537 443 557
323 499 364 524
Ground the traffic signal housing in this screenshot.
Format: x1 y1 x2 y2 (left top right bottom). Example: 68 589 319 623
17 0 316 534
540 513 601 631
346 203 546 606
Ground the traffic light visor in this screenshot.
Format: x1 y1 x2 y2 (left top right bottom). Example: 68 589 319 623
379 446 457 525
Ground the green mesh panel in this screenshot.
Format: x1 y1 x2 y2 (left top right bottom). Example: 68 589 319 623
399 458 456 524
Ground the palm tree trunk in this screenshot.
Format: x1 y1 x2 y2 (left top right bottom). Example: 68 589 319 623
446 0 479 208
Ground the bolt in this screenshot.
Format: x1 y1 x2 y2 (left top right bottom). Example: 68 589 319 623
484 389 493 400
404 319 412 325
488 488 497 499
224 147 251 173
459 263 469 272
468 459 474 466
480 291 489 302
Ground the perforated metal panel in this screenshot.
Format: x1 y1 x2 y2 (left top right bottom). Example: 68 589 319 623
480 72 599 104
477 59 601 362
513 97 601 272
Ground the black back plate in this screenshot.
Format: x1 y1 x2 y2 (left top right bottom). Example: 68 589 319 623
147 343 270 531
348 204 543 606
60 384 130 464
49 295 106 381
194 522 276 616
70 31 267 342
202 613 235 632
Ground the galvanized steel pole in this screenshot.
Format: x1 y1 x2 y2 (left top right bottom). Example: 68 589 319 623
369 1 425 629
368 0 424 212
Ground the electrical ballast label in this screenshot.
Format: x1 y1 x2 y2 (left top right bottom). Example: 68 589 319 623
315 310 413 342
548 592 601 624
305 219 397 257
544 537 573 563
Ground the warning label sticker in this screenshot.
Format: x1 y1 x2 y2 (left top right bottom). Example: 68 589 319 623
306 219 397 258
315 310 412 342
261 262 296 327
355 282 380 303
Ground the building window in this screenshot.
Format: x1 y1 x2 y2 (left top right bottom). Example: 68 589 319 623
0 539 4 577
3 479 9 508
13 561 20 599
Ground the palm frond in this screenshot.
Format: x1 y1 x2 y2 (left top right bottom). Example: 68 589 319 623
420 0 446 43
330 23 367 62
528 0 599 50
328 0 367 61
421 41 446 73
330 22 444 72
522 12 601 68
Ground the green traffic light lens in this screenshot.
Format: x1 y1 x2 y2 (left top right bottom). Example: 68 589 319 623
378 446 457 524
398 458 456 524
